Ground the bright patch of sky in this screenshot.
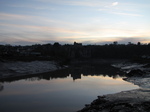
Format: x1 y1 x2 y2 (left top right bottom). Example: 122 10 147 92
112 2 119 6
0 0 150 45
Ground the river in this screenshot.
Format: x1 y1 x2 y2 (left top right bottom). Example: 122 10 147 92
0 63 139 112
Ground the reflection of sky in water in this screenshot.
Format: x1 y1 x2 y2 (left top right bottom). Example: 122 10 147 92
0 75 139 112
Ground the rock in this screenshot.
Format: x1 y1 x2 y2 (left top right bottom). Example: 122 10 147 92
78 88 150 112
78 99 150 112
126 69 145 77
143 64 150 68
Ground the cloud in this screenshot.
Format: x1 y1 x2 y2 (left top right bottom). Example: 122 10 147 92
0 22 85 35
118 37 150 44
0 13 30 20
87 37 150 45
36 0 107 7
9 4 52 10
0 12 78 28
1 20 149 45
97 2 143 17
0 22 88 45
112 2 118 6
111 12 143 17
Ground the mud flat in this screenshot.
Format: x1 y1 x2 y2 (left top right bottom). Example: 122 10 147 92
0 61 60 79
78 62 150 112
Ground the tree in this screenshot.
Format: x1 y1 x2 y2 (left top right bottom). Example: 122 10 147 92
53 42 61 48
137 42 141 45
113 41 118 45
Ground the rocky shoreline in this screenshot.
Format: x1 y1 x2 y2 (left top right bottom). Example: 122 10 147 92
0 61 60 80
78 62 150 112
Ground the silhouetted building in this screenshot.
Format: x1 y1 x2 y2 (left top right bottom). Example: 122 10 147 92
74 42 82 46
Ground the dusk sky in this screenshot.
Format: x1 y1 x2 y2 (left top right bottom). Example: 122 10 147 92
0 0 150 45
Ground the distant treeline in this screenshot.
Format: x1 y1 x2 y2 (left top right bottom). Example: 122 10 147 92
0 42 150 62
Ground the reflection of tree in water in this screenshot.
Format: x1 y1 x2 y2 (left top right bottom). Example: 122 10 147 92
0 63 125 83
0 83 4 92
69 63 125 80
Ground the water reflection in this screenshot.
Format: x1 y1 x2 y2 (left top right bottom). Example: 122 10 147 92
0 63 138 112
0 63 125 83
0 83 4 92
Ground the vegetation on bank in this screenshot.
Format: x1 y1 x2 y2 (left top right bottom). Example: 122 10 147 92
0 41 150 64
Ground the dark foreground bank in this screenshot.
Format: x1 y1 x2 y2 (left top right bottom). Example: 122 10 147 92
78 61 150 112
78 89 150 112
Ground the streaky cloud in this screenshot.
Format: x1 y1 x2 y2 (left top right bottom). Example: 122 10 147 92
111 12 143 17
112 2 118 6
36 0 107 7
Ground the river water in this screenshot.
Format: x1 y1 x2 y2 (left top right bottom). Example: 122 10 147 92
0 63 139 112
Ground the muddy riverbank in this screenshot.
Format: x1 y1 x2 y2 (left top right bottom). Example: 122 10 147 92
78 61 150 112
0 61 60 80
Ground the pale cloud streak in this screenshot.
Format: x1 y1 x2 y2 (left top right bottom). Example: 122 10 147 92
0 13 30 20
36 0 107 7
97 1 144 17
112 2 118 6
111 11 143 17
0 12 77 27
8 4 53 10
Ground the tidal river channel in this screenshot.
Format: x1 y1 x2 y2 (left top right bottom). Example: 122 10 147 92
0 63 139 112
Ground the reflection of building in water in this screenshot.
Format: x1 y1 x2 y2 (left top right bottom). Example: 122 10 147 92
69 63 125 81
71 73 81 81
0 63 125 82
69 67 82 81
0 83 4 92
